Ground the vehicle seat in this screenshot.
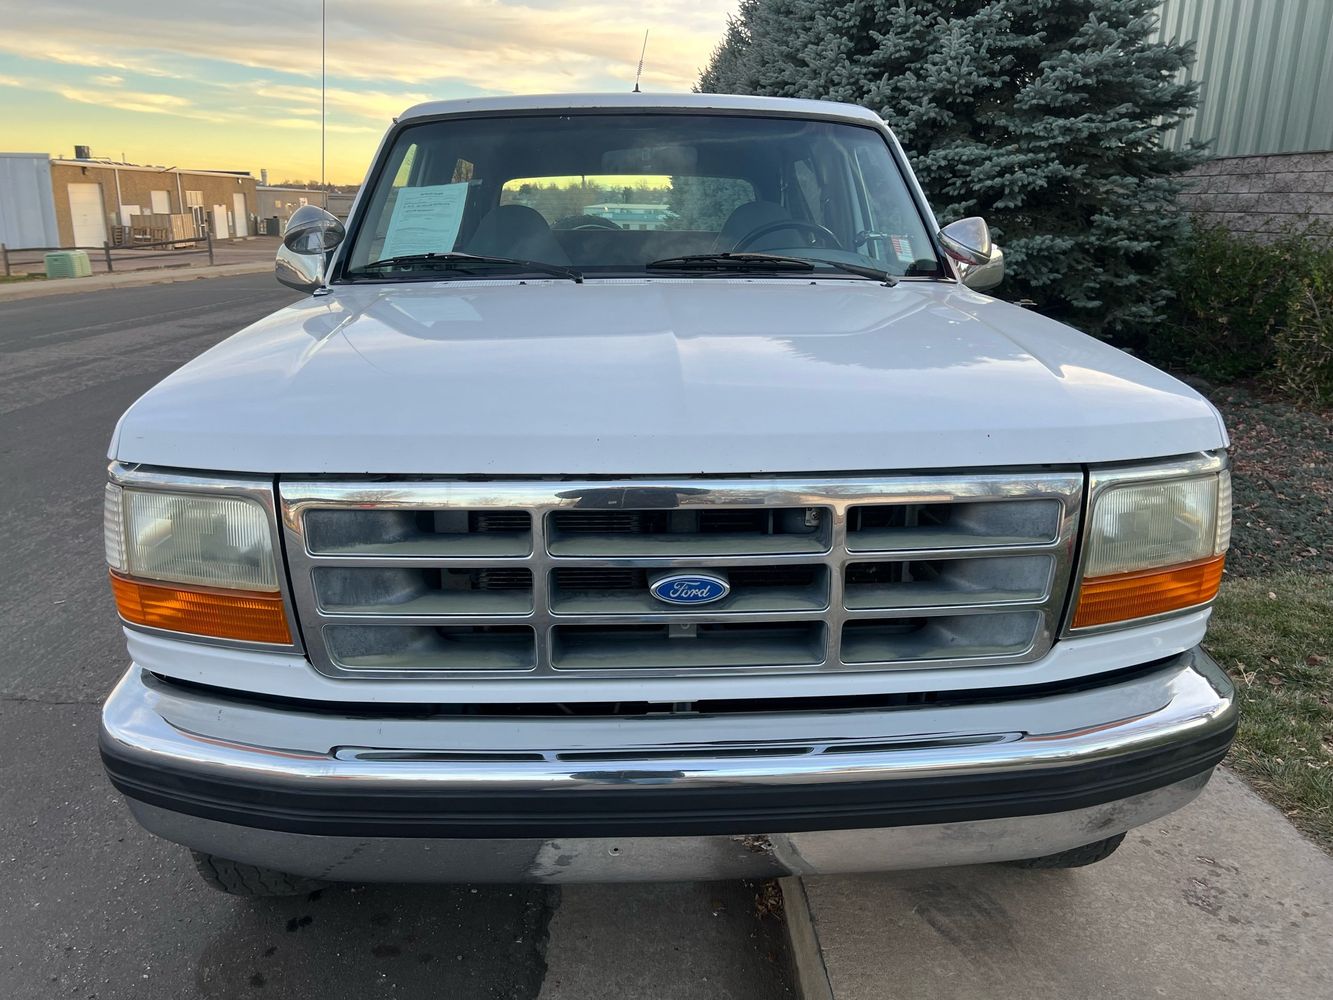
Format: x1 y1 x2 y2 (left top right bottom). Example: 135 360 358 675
716 201 802 251
464 204 571 264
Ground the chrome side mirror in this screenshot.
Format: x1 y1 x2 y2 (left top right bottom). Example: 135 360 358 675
276 205 345 293
939 217 1004 292
958 246 1004 292
283 204 345 253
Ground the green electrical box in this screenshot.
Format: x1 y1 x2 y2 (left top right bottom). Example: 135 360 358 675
44 250 93 280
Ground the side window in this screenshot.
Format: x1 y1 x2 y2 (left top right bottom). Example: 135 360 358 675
374 143 419 243
346 142 422 266
851 142 936 272
792 160 826 226
390 145 418 188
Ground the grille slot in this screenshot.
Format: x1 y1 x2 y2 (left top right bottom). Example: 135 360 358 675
305 508 532 557
841 612 1041 663
550 564 827 615
324 624 536 671
283 473 1081 680
844 556 1053 610
552 622 825 671
548 507 830 557
847 499 1061 552
314 567 533 616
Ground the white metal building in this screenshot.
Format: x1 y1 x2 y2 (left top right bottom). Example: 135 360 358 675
0 153 60 248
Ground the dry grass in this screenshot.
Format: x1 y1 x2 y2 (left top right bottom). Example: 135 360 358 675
1205 573 1333 851
1190 387 1333 851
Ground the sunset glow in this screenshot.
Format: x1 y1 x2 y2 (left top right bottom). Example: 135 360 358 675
0 1 734 184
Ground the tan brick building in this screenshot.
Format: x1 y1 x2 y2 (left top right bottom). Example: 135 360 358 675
48 159 258 247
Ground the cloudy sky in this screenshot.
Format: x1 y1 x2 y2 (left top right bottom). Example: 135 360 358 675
0 0 736 183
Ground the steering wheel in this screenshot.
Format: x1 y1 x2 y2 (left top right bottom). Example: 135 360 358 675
733 219 843 252
553 214 622 231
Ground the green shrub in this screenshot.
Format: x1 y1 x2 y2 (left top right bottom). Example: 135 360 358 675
1141 223 1297 380
1130 220 1333 401
1274 269 1333 406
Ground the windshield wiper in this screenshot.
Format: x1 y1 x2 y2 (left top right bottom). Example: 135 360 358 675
353 252 583 283
645 252 895 285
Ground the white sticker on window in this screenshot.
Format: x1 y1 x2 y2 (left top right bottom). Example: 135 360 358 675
889 235 915 264
380 183 469 259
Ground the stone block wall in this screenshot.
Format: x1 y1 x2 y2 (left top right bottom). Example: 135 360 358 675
1180 151 1333 239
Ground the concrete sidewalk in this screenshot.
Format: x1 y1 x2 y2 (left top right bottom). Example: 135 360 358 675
785 770 1332 1000
0 260 272 302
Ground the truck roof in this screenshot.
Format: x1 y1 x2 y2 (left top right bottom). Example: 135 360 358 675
397 92 884 125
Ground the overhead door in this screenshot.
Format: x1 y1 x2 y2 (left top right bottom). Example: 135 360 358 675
232 192 248 237
67 183 107 247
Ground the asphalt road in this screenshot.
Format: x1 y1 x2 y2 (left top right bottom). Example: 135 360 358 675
0 274 792 1000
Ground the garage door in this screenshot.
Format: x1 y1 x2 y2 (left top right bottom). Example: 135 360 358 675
67 183 107 247
232 192 248 237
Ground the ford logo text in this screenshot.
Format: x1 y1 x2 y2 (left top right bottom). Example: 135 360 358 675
648 572 731 606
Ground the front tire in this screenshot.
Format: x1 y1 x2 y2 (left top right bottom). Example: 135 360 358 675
190 850 329 896
1007 833 1126 869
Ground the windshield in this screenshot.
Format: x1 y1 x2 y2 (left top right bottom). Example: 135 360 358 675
341 113 942 281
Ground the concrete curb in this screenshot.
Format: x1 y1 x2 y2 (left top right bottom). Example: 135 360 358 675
782 772 1333 1000
779 877 834 1000
0 261 271 302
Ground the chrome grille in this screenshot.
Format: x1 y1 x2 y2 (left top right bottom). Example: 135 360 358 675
280 474 1082 680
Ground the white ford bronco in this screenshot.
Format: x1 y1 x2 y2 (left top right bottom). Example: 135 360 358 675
100 94 1236 895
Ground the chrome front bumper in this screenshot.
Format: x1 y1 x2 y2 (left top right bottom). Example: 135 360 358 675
100 649 1236 882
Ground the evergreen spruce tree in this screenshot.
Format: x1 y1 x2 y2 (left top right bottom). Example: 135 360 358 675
699 0 1203 337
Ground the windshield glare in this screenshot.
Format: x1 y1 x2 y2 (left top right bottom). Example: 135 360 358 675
342 113 942 280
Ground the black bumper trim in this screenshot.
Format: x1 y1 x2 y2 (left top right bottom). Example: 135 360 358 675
100 721 1235 839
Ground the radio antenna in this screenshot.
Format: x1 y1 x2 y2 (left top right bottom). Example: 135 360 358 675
632 29 649 93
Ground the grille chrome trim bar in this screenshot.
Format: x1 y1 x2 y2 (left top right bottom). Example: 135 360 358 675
281 473 1083 680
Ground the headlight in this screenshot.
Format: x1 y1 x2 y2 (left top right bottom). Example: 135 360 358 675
104 482 291 645
1071 464 1230 630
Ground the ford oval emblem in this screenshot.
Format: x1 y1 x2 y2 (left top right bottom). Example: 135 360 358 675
649 571 731 606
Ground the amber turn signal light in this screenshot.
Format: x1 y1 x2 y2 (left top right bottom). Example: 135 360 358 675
110 571 292 645
1072 554 1225 629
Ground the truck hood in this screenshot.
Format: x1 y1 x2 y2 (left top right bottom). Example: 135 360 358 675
111 279 1227 475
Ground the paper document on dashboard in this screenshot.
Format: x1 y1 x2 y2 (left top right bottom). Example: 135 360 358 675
379 183 469 258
